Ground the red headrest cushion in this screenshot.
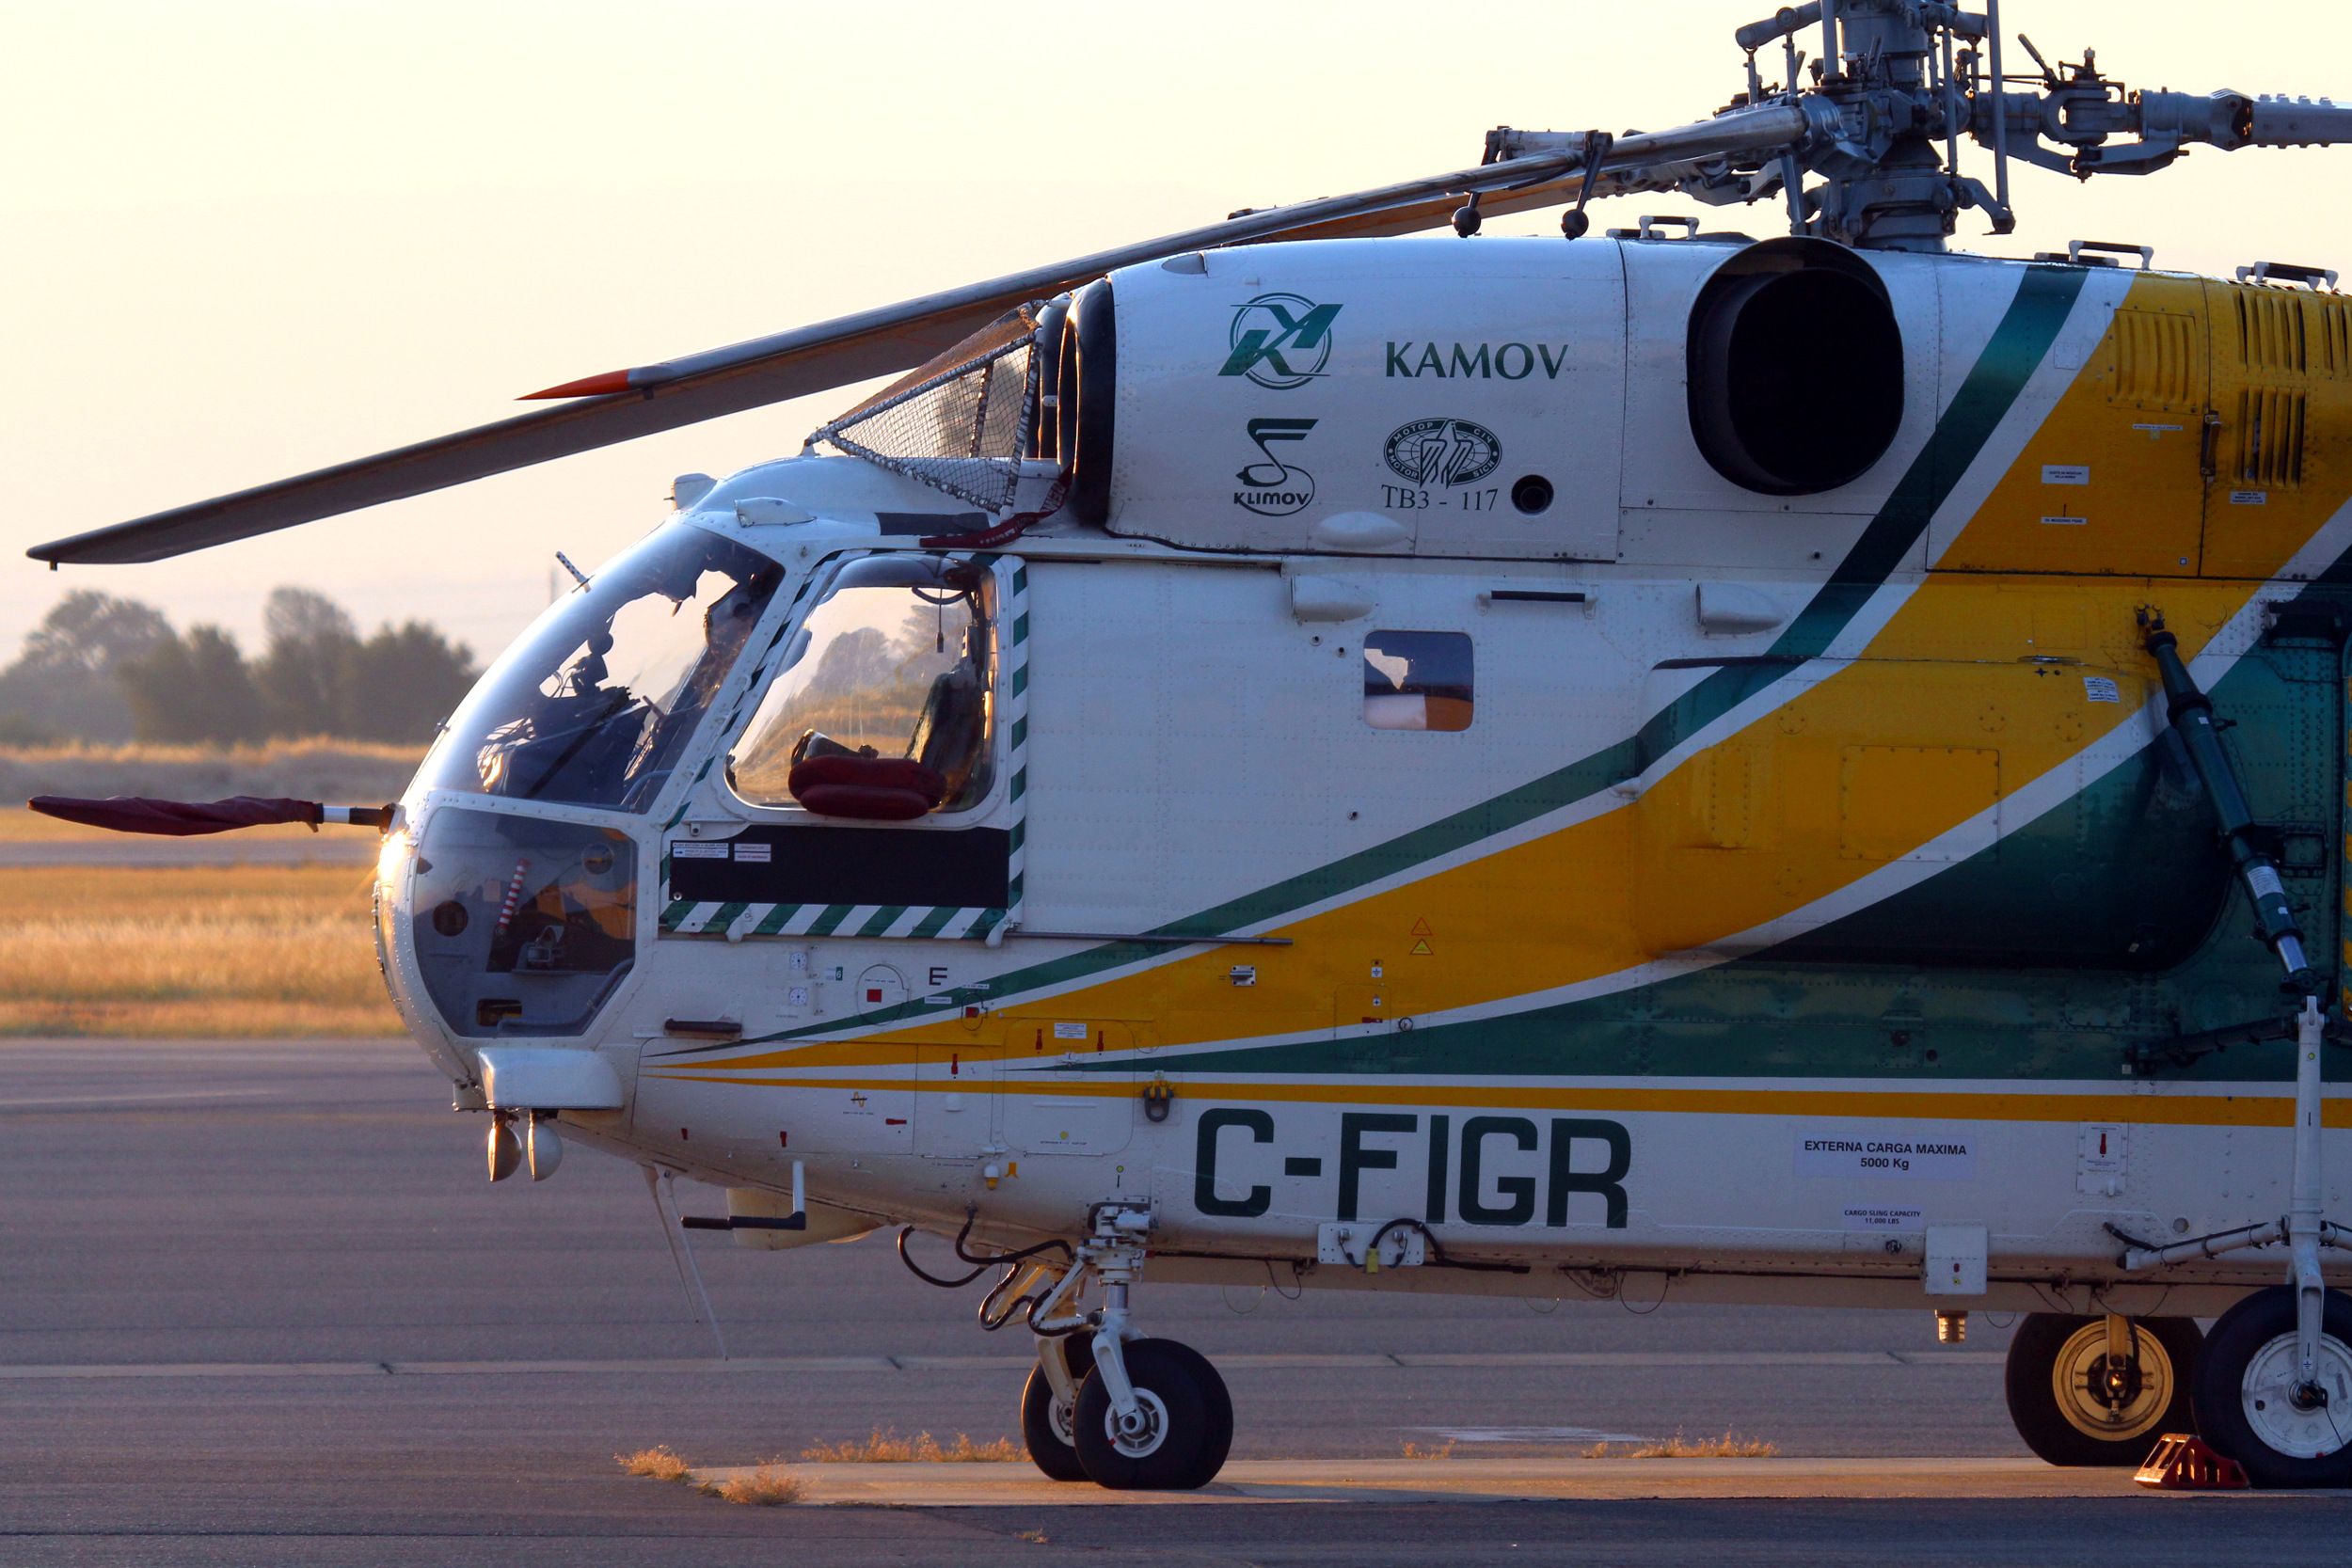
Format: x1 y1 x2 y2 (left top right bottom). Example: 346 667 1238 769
787 755 946 820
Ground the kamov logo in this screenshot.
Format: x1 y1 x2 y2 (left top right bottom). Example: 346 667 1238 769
1235 418 1316 515
1384 418 1502 486
1220 293 1340 388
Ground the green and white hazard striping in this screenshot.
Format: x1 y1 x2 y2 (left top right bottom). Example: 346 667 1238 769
663 899 1000 942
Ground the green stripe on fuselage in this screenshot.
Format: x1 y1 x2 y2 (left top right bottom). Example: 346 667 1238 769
1130 589 2347 1085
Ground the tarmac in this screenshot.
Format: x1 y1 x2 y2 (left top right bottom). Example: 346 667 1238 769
0 835 377 868
691 1454 2154 1504
6 1037 2348 1566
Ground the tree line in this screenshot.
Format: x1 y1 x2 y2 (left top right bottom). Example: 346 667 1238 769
0 587 477 747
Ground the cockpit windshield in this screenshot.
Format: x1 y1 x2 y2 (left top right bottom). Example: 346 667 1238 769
417 527 781 814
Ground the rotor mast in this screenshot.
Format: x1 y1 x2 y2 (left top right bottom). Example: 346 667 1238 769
1785 0 1989 250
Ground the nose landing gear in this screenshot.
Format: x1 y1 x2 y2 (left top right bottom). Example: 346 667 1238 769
1017 1202 1234 1490
1070 1338 1232 1490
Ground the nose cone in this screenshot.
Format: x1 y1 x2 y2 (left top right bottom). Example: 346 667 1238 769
398 807 638 1040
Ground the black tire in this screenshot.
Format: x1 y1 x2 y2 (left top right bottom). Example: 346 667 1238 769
1073 1338 1234 1491
2193 1287 2352 1489
1018 1336 1096 1482
1147 1339 1233 1488
2004 1313 2201 1467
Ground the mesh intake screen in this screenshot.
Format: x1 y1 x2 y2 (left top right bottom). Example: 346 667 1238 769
813 304 1047 511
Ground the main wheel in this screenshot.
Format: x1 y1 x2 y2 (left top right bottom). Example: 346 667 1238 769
2192 1286 2352 1488
2003 1313 2201 1466
1018 1336 1096 1481
1072 1338 1234 1491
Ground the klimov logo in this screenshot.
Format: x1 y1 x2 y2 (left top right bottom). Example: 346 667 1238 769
1383 418 1502 486
1221 293 1341 388
1235 418 1316 515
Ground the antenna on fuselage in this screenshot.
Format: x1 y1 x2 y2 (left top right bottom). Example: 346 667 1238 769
640 1164 728 1360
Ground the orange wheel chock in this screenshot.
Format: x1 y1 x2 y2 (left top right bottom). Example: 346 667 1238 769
2133 1433 2251 1491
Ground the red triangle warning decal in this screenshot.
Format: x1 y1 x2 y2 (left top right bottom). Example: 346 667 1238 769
1410 939 1433 956
1410 917 1433 936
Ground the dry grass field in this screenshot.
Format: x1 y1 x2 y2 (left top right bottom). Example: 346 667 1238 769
796 1430 1023 1464
0 744 417 1037
0 863 399 1037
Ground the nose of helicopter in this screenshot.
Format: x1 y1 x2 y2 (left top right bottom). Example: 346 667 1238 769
378 802 640 1047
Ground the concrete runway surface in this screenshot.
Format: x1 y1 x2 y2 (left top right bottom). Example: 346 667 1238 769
5 1037 2346 1565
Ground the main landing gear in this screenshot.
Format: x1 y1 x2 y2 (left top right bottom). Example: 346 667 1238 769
1018 1203 1234 1490
2086 615 2352 1486
2004 1313 2202 1466
2193 1287 2352 1488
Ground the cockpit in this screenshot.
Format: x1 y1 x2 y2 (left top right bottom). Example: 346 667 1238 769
417 527 782 814
397 526 780 1039
391 525 1006 1043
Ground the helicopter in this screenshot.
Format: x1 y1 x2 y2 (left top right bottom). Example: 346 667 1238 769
26 0 2352 1492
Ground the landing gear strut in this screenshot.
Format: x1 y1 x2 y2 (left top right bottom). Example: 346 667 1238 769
2108 616 2352 1485
1019 1202 1233 1490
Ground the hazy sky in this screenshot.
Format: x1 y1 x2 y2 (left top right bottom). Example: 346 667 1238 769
6 0 2347 668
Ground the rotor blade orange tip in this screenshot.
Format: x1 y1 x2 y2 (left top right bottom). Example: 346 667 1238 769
517 369 636 400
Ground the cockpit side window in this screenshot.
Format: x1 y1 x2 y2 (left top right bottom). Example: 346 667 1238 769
728 555 997 820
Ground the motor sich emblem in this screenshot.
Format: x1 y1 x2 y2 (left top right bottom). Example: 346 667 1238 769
1234 418 1317 515
1383 418 1502 487
1221 293 1341 388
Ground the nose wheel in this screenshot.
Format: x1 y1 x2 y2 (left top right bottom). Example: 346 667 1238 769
1070 1338 1233 1491
1018 1336 1097 1481
1016 1201 1235 1490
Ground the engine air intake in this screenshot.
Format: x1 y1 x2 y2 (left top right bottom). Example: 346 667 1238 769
1687 239 1904 496
811 302 1058 512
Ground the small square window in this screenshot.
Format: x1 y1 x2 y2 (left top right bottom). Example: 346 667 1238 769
1362 630 1472 732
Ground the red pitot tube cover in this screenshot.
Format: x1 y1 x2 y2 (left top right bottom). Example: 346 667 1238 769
26 795 325 837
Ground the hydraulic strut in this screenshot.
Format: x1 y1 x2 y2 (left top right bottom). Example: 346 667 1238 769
2141 612 2321 996
2127 612 2337 1403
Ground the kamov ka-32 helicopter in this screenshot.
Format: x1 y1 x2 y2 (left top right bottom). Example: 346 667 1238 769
30 0 2352 1491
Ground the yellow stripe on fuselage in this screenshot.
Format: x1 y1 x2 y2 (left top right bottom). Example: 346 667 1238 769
642 1069 2352 1130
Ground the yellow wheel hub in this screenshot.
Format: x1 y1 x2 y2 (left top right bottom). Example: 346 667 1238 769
2050 1319 2173 1442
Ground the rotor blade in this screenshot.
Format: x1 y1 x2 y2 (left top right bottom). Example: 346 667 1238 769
30 102 1805 566
26 296 1031 566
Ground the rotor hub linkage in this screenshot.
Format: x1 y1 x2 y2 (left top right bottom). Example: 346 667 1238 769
1492 0 2352 251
